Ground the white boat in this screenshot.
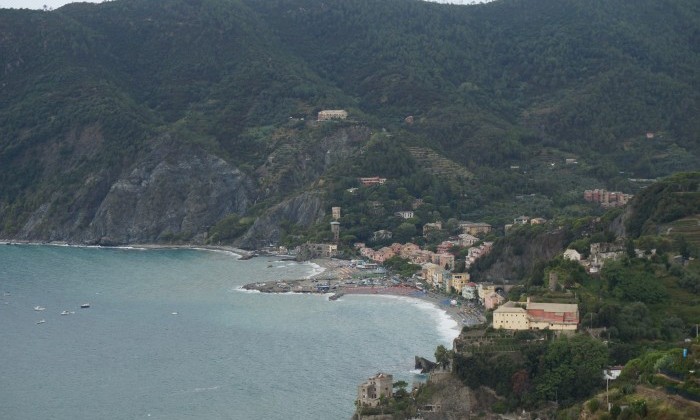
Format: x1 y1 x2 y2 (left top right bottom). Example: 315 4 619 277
80 303 90 309
60 310 70 315
34 306 46 311
36 319 45 324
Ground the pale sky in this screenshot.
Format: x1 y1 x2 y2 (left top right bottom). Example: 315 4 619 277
1 0 490 10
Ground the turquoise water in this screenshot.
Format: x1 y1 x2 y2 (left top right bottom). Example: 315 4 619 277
0 245 458 419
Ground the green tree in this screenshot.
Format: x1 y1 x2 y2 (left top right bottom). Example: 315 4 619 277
394 222 417 243
435 344 451 368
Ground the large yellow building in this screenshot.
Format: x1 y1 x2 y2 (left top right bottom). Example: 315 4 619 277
450 273 470 294
493 300 579 331
492 302 529 330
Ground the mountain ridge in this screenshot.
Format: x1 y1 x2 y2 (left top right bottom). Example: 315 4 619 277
1 0 698 246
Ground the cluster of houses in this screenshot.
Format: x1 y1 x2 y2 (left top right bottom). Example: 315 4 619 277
357 220 495 267
563 241 627 273
584 189 633 208
504 215 547 232
356 242 457 270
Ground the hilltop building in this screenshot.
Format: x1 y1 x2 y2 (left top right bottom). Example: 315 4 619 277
459 222 492 236
395 210 414 219
359 177 387 186
583 189 633 208
423 222 442 236
458 233 479 247
317 109 348 121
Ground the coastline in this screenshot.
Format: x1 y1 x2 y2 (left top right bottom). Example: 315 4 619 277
2 241 482 343
0 239 255 259
245 257 485 344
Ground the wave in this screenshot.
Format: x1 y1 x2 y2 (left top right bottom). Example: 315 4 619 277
345 294 461 348
190 247 242 258
304 262 325 279
112 246 148 251
232 286 260 294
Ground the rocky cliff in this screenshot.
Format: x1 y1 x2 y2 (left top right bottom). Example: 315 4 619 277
471 227 569 282
236 191 326 249
15 138 256 245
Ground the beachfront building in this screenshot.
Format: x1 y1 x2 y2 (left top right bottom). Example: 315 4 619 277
462 282 478 300
450 273 470 294
493 299 579 331
357 373 393 407
422 263 449 290
298 243 338 258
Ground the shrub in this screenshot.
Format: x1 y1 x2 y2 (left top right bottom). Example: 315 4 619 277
587 398 600 413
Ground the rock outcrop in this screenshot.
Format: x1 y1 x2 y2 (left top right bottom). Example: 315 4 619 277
415 356 439 374
236 191 326 249
87 143 255 245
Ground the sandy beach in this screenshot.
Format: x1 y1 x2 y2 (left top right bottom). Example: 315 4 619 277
244 257 486 330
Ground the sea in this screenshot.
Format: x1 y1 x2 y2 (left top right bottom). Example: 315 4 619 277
0 244 459 419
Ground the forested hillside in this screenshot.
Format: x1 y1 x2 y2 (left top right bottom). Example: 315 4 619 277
0 0 698 245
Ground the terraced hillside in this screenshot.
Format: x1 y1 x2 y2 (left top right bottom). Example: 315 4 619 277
407 147 473 180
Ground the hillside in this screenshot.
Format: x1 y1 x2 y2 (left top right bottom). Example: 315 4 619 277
0 0 698 246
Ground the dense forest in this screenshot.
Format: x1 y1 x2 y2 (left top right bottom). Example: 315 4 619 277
0 0 698 245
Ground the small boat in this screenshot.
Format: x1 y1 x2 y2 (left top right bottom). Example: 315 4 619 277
34 306 46 311
60 310 70 315
80 303 90 309
36 319 46 324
